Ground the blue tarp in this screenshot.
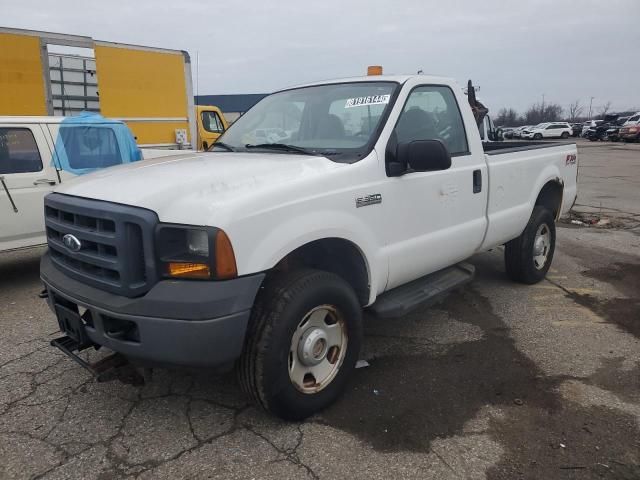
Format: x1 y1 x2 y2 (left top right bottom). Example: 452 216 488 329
53 112 142 175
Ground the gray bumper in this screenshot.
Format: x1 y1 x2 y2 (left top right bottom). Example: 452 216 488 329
41 252 264 367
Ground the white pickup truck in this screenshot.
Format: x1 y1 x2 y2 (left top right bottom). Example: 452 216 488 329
40 74 578 419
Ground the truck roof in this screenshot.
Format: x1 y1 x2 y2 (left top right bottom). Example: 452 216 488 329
281 74 454 91
0 116 124 124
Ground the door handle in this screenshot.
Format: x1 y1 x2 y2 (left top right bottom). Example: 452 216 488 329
473 170 482 193
33 179 57 186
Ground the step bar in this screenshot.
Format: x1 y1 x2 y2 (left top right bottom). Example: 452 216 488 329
370 262 475 318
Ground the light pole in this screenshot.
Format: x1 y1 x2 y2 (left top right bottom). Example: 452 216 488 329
589 97 594 120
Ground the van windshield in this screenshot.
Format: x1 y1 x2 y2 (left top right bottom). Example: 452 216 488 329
214 82 398 162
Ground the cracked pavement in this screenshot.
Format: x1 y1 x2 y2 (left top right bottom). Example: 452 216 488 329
1 142 639 479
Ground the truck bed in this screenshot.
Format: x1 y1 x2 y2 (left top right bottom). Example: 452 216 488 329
483 141 574 155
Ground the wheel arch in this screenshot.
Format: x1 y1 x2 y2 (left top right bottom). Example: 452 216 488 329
268 237 372 307
535 178 564 221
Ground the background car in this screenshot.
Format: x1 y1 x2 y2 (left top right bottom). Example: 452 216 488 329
605 117 630 142
501 127 516 139
581 120 604 136
521 123 549 139
570 123 582 137
619 113 640 142
523 122 572 140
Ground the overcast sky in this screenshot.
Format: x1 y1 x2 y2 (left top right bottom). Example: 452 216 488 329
4 0 639 116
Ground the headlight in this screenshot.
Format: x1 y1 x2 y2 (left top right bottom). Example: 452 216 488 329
155 225 237 280
187 230 209 256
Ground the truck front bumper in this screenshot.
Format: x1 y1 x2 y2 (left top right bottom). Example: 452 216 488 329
40 252 265 367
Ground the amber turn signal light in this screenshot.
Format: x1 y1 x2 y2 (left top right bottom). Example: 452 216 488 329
167 262 211 279
215 230 237 279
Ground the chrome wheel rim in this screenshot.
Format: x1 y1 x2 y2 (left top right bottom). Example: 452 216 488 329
533 223 551 270
289 305 347 394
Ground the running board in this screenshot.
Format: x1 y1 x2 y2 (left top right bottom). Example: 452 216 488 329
370 262 475 318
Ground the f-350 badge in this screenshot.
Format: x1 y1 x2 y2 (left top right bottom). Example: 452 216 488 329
356 194 382 208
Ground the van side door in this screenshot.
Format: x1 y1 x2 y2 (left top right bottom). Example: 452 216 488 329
0 124 58 251
382 84 489 290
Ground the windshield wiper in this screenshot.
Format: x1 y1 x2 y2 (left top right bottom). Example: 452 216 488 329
245 143 318 156
208 141 235 152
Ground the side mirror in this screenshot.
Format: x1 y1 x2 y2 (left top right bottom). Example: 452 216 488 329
395 139 452 173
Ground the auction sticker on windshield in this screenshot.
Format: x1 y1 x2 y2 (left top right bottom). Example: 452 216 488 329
345 95 390 108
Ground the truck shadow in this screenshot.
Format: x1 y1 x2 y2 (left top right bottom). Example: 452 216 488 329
0 248 44 291
317 256 640 478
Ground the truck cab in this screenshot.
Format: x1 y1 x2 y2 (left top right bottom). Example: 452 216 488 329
195 105 228 151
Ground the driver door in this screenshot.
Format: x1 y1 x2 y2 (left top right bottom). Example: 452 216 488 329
383 85 488 290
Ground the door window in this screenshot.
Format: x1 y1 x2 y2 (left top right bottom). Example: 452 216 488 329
201 111 225 133
393 86 468 155
0 128 43 174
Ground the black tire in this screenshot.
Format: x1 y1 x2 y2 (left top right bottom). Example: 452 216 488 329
561 131 569 139
534 133 543 140
237 269 362 420
504 206 556 284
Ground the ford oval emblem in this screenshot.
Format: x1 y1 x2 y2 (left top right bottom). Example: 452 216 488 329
62 234 82 252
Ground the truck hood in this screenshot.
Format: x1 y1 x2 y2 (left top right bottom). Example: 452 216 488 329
55 152 344 224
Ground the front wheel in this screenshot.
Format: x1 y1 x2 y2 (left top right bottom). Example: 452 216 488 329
504 206 556 284
534 133 543 140
561 132 569 139
237 269 362 420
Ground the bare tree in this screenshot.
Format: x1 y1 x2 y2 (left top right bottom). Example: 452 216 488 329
524 102 564 124
598 101 612 117
568 100 583 122
495 107 519 126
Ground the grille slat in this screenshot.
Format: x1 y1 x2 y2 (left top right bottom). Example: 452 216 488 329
44 194 158 297
45 217 117 245
48 239 119 269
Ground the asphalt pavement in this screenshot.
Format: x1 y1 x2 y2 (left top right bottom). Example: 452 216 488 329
0 141 638 479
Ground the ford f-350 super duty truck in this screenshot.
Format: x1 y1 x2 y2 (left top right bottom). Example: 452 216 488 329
40 74 578 419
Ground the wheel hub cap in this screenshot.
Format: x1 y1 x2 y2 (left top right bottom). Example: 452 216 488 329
533 236 545 256
533 223 551 270
288 305 348 394
298 328 328 366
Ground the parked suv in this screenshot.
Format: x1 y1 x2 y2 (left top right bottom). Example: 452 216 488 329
522 123 572 140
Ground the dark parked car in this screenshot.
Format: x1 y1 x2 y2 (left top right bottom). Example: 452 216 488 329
501 127 516 139
570 123 582 137
605 117 630 142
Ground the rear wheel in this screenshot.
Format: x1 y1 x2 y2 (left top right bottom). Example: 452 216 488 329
505 206 556 284
237 269 362 420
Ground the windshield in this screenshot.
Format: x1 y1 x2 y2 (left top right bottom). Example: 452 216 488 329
214 81 398 162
